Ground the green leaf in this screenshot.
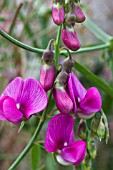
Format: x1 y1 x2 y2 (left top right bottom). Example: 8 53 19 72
74 60 113 98
18 120 26 133
31 144 40 170
84 15 113 43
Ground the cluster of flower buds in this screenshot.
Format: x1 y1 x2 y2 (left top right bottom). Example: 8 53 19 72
52 0 86 51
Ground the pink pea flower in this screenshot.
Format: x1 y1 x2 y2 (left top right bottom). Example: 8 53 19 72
61 25 80 51
68 72 102 119
40 64 56 92
72 3 86 23
52 2 65 26
45 113 86 166
0 77 48 123
53 71 73 114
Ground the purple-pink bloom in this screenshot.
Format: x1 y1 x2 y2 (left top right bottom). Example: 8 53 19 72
53 87 73 114
72 3 86 23
68 72 102 119
40 64 56 92
52 2 65 25
0 77 48 123
61 26 80 51
45 113 86 165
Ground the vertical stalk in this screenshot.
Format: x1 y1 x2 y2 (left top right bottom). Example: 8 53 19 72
8 91 52 170
55 26 62 67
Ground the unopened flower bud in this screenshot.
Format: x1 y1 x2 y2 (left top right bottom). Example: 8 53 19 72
62 25 80 51
97 117 105 140
78 119 87 140
53 71 73 114
72 3 86 23
66 13 76 26
87 140 97 159
52 2 65 25
90 116 100 137
63 57 74 74
40 40 56 91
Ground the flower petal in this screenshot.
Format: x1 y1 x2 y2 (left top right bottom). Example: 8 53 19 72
45 113 75 152
19 78 48 119
78 87 102 118
40 64 56 92
68 73 77 114
52 2 65 26
71 72 86 100
61 26 80 51
61 140 86 165
68 72 86 114
3 97 23 123
53 87 73 114
2 77 24 103
0 96 8 120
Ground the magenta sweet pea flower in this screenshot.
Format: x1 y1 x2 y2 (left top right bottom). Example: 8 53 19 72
68 72 102 119
52 2 65 25
45 113 86 166
40 64 56 91
72 3 86 23
61 25 80 51
0 77 48 123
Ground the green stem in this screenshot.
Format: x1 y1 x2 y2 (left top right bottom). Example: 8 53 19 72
0 29 111 55
84 15 113 43
55 26 62 67
60 43 110 55
0 29 44 54
8 91 52 170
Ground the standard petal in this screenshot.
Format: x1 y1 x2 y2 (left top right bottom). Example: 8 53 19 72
3 97 23 123
2 77 24 103
61 140 86 165
53 87 73 114
45 113 75 152
71 72 86 100
78 87 102 118
68 73 77 114
19 78 48 119
0 96 8 120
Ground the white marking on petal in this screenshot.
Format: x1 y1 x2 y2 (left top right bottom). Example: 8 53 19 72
56 154 72 166
16 103 20 109
78 97 81 103
64 142 68 146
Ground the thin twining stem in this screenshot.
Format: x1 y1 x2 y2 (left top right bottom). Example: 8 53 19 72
8 91 52 170
0 29 111 55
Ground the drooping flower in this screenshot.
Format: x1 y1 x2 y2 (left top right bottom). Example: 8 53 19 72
0 77 48 123
53 70 73 114
52 1 65 25
45 113 86 166
40 40 56 92
68 72 102 119
61 25 80 51
72 3 86 23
